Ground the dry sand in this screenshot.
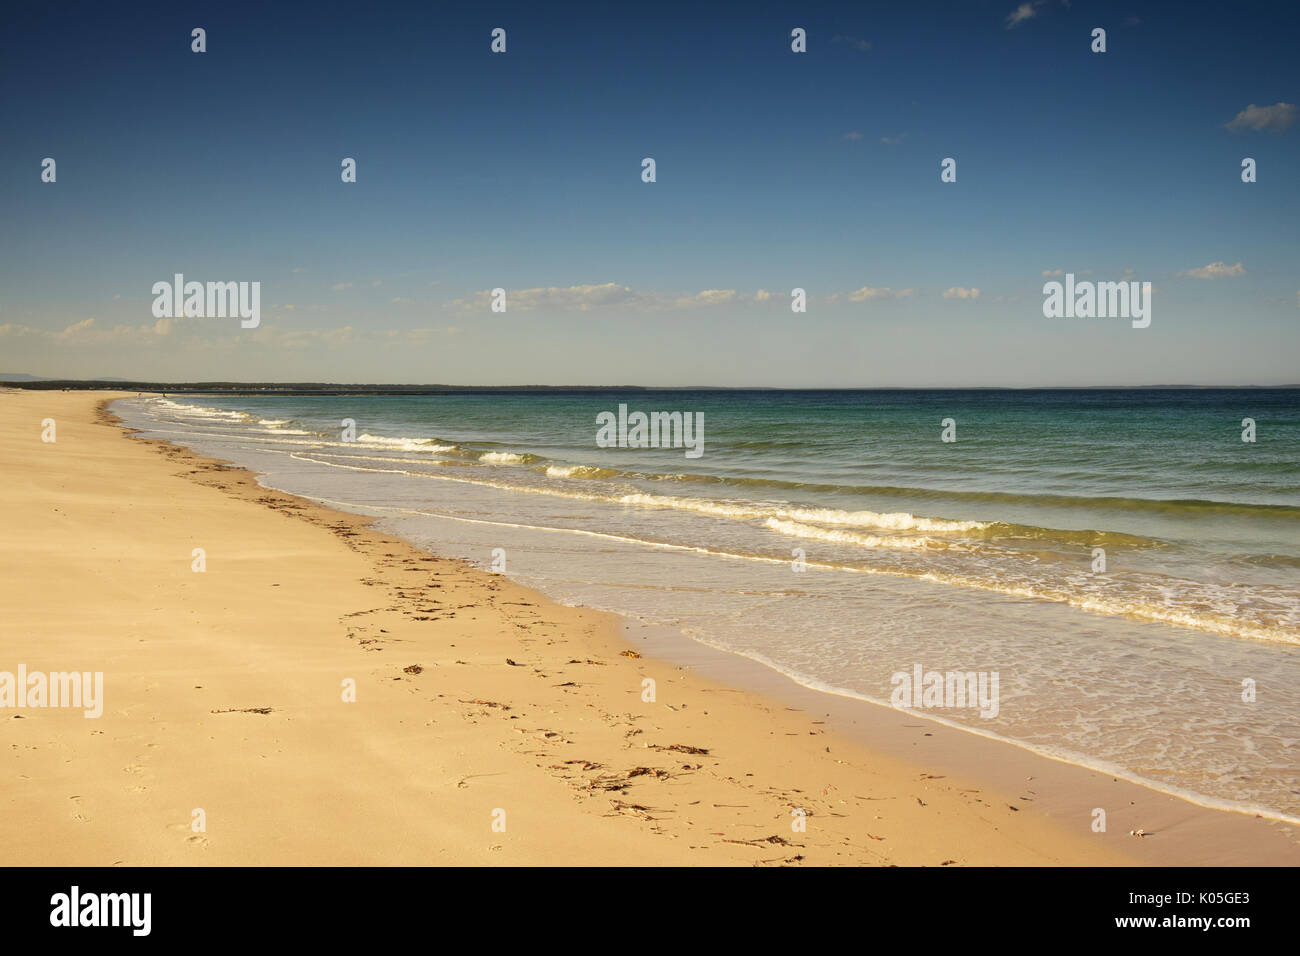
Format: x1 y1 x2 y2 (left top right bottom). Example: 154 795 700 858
1 389 1295 865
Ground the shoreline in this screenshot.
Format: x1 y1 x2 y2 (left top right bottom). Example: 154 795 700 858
626 621 1300 865
2 388 1294 865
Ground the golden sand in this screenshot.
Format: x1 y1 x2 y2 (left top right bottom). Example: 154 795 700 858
1 389 1294 865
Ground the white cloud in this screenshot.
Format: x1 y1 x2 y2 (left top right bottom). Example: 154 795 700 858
440 282 925 315
0 317 171 346
515 283 639 311
57 318 96 340
252 325 357 350
843 131 864 142
942 287 980 300
1005 2 1041 28
880 132 909 145
847 286 913 302
1225 102 1296 133
379 327 463 346
442 282 759 314
330 282 353 291
1041 268 1063 277
1181 261 1246 279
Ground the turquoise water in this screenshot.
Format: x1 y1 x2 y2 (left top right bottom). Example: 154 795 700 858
115 389 1300 820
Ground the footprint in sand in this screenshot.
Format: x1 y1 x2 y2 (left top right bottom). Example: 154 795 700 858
69 795 90 823
185 835 210 849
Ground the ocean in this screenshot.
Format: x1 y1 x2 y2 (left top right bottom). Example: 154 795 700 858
113 388 1300 821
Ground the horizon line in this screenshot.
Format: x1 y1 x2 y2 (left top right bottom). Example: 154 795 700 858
5 379 1300 391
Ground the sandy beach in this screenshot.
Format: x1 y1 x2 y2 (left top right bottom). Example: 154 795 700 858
2 388 1296 866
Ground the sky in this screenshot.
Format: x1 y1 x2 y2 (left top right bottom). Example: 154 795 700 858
1 0 1296 386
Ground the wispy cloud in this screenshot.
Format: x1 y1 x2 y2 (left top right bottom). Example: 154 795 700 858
330 282 353 291
272 303 328 315
441 282 770 315
0 316 465 353
846 286 914 302
1005 2 1042 29
444 283 641 313
843 131 864 142
942 287 981 300
378 327 462 346
441 282 932 314
1225 102 1296 133
0 317 172 345
1181 261 1246 279
832 35 871 52
252 325 356 350
253 325 463 349
692 289 738 305
880 132 909 145
1041 268 1063 277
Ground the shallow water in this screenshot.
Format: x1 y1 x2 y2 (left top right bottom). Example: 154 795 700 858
113 389 1300 821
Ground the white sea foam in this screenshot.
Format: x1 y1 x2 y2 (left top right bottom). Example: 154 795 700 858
779 506 985 532
763 517 941 550
616 492 979 533
545 464 616 479
358 433 456 453
156 399 247 421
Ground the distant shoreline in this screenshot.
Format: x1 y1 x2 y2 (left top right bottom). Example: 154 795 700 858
5 381 1299 394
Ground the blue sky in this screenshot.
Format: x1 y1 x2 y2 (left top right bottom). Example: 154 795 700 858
1 0 1296 385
